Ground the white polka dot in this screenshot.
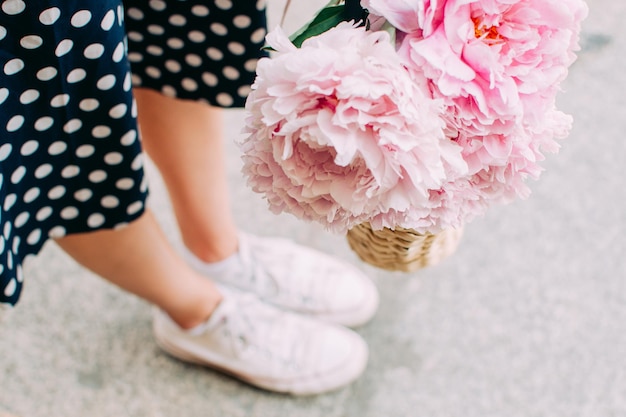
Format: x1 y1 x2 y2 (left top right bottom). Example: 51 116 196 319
182 78 198 91
146 66 161 79
228 42 246 55
36 66 57 81
48 185 66 200
233 15 252 28
34 116 54 131
92 125 112 138
0 144 11 161
116 178 135 190
101 9 116 30
97 74 116 90
185 54 202 67
169 14 186 26
3 194 16 211
0 87 8 105
123 72 132 91
11 237 18 254
215 0 233 10
63 119 82 134
256 0 267 11
61 165 80 178
165 60 181 73
48 226 66 238
84 43 105 59
101 196 119 208
128 52 143 63
131 99 137 117
202 72 218 87
76 144 95 158
120 130 137 146
140 176 149 193
89 170 107 183
27 229 42 246
23 187 40 203
147 24 165 35
4 279 16 297
216 93 234 107
14 212 29 228
20 140 38 156
188 31 206 43
206 47 224 60
55 39 74 57
36 206 53 221
6 252 12 270
3 222 11 239
0 26 5 41
238 85 251 97
108 103 127 119
79 98 99 111
50 94 70 107
210 23 228 36
71 10 92 28
167 38 184 49
87 213 106 228
48 141 67 155
20 35 43 49
127 31 143 42
19 89 39 104
161 85 177 97
60 207 79 220
149 0 166 11
4 58 24 75
67 68 87 83
191 5 209 16
131 154 144 170
244 59 258 72
104 152 123 165
74 189 93 202
251 28 267 43
112 42 124 62
127 201 144 215
39 7 61 25
34 164 53 179
147 45 163 56
223 66 240 80
2 0 25 15
127 7 144 20
10 166 26 184
6 115 24 132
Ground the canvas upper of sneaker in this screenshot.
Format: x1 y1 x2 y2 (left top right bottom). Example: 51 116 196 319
152 287 368 395
184 233 379 327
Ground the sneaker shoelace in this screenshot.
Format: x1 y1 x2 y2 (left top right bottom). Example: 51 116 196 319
238 234 336 309
199 292 314 372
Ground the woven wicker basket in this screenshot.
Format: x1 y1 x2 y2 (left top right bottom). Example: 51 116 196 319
346 223 463 272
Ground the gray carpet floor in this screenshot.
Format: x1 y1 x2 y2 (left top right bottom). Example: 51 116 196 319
1 1 624 416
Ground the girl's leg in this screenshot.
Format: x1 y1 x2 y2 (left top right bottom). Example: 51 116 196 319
133 89 379 329
54 210 222 329
134 88 238 263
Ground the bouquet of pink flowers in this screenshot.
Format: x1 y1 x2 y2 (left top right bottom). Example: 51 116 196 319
241 0 588 237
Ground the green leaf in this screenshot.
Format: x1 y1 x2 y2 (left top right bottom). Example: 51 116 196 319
289 5 347 48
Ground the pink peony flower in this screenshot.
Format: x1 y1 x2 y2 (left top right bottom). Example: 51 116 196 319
361 0 587 225
241 22 467 233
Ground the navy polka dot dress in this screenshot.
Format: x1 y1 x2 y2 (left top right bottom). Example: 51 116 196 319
0 0 268 307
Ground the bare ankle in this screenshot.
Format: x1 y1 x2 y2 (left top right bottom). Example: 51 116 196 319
167 284 224 330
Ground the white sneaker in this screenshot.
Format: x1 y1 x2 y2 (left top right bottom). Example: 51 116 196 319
183 233 379 328
152 287 368 395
